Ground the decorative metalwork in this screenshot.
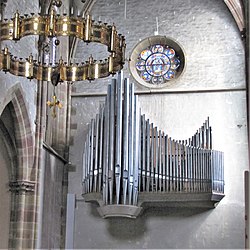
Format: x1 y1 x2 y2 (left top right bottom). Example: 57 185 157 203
82 72 225 218
129 36 185 88
0 10 126 81
47 95 62 118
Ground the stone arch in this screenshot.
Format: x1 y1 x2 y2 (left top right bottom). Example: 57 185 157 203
0 84 34 182
0 104 18 182
0 108 14 249
0 84 36 249
224 0 245 33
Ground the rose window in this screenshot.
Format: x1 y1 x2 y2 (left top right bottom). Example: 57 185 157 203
129 36 185 88
136 44 181 85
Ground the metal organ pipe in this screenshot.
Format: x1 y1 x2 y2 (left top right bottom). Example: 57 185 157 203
82 73 225 218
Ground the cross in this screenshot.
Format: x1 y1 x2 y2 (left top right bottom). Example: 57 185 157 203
47 95 63 118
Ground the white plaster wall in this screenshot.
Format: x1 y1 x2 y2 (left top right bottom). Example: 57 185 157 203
74 0 245 93
69 0 248 248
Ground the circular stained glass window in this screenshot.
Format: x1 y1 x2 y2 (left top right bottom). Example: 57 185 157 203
129 36 185 88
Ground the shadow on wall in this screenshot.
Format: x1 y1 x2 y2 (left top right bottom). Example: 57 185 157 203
107 216 146 240
75 201 227 249
103 206 212 240
142 206 211 218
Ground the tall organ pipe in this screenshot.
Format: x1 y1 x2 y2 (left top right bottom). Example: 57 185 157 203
82 73 225 214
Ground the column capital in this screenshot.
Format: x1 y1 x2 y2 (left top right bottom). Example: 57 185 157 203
9 180 35 194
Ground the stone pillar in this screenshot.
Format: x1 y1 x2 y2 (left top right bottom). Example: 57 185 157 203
9 181 35 249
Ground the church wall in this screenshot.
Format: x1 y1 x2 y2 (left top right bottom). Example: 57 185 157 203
0 0 39 133
0 1 69 248
73 0 245 93
69 0 248 249
39 148 65 249
0 1 39 248
0 131 11 249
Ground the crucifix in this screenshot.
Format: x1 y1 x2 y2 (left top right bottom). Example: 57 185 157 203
47 70 62 118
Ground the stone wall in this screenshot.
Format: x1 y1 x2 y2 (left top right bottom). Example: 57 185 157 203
39 148 66 249
0 0 69 248
0 0 39 133
0 128 11 249
69 0 248 249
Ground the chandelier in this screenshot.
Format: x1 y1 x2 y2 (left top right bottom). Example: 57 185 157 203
0 7 126 82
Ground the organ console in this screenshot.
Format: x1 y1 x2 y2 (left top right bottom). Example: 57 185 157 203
82 72 225 218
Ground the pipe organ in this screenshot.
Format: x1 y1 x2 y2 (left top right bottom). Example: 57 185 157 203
82 72 225 218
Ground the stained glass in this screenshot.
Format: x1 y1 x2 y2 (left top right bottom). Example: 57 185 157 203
152 76 164 84
165 48 175 58
136 44 181 85
136 60 145 71
151 45 164 53
141 71 152 82
164 70 175 80
170 58 180 69
140 49 152 60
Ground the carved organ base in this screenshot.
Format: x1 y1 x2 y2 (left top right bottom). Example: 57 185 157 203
84 192 224 218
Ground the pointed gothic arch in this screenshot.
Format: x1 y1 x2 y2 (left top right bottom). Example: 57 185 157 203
0 109 17 181
0 108 14 249
0 83 36 249
0 84 34 183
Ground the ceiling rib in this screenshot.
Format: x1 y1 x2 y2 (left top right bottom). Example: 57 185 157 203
224 0 245 32
69 0 96 63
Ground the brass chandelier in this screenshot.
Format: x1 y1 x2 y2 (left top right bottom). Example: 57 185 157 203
0 8 126 82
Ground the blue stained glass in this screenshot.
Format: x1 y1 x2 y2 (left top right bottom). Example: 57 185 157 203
136 43 181 85
136 60 145 71
152 59 164 76
146 67 153 75
151 45 164 53
141 71 152 82
164 70 175 80
145 53 171 76
161 54 170 62
170 58 180 69
140 49 152 60
165 48 175 58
